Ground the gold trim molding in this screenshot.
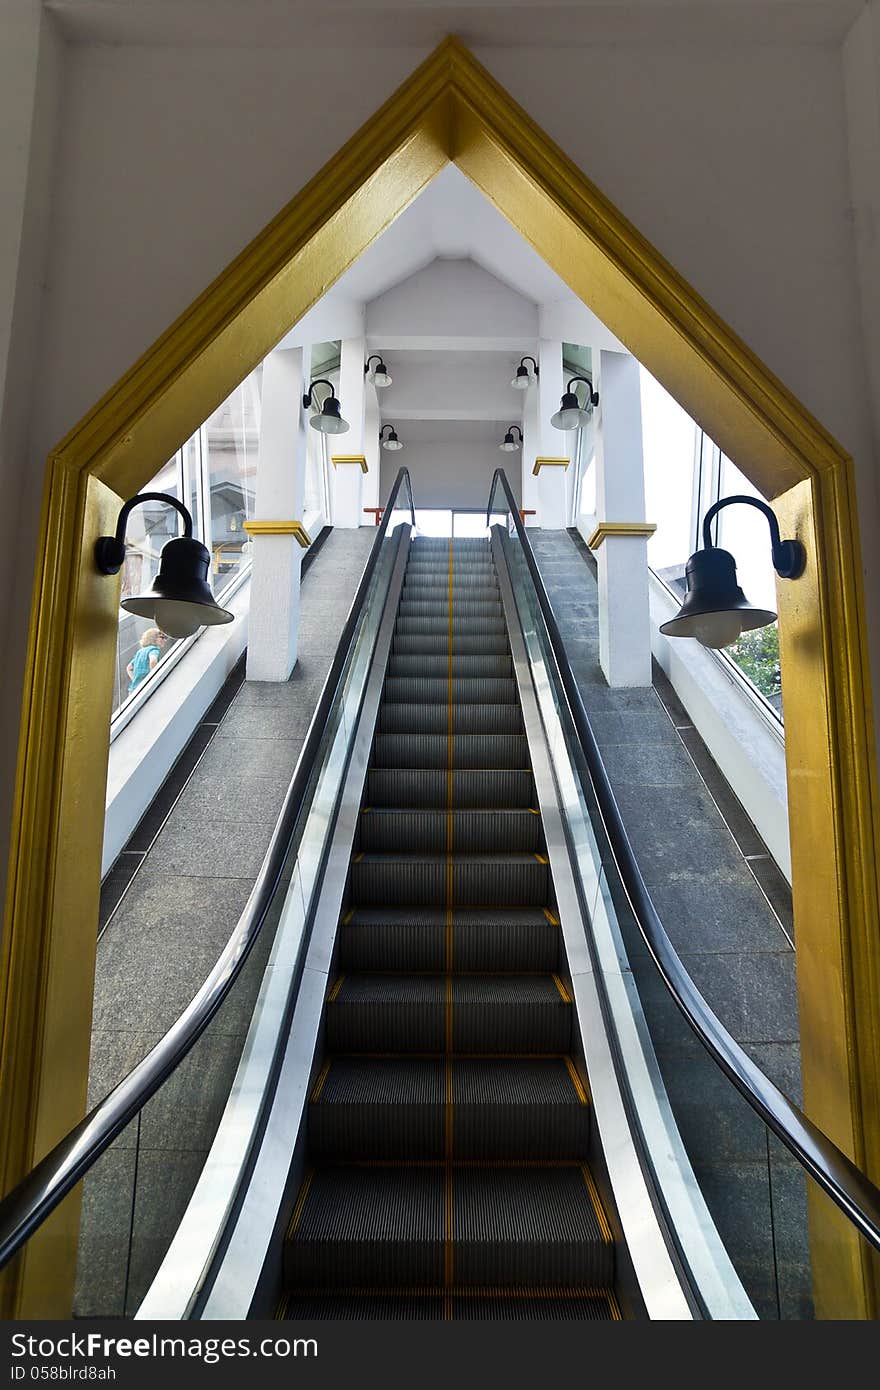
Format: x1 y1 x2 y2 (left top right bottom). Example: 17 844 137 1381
242 520 311 547
2 36 879 1319
532 456 570 475
587 521 657 549
331 454 368 474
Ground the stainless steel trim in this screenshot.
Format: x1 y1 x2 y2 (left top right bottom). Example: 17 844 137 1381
136 524 411 1320
491 526 755 1321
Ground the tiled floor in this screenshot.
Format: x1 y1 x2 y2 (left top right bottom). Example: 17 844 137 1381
75 526 375 1317
529 527 809 1321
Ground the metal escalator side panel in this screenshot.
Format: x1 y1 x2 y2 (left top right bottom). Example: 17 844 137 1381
489 524 755 1321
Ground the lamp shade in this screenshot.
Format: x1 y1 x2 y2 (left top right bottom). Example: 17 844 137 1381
122 537 235 638
658 547 776 649
551 391 591 431
499 429 521 452
511 365 530 389
310 395 349 434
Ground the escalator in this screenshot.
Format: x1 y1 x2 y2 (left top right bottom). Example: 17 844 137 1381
3 466 880 1322
282 537 616 1319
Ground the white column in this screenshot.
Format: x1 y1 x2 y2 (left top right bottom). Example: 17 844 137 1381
331 335 367 528
363 384 381 512
246 347 308 682
592 351 653 687
519 384 539 525
534 339 571 529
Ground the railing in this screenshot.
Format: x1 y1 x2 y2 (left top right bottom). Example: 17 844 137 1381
0 467 417 1275
487 466 880 1253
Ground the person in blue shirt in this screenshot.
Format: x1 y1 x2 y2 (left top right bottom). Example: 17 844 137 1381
126 627 168 695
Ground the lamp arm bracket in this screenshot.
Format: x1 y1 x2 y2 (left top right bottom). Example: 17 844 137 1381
302 378 335 408
96 492 194 575
702 494 805 579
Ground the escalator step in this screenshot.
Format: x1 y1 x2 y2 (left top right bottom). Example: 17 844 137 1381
276 1290 617 1321
377 704 523 736
325 973 570 1052
372 733 528 769
452 1292 618 1320
392 634 511 656
388 654 512 678
359 809 543 854
454 1166 613 1288
397 601 503 619
285 1167 444 1287
350 852 549 907
395 616 506 634
384 677 518 705
367 768 534 809
309 1058 589 1160
284 1165 611 1289
279 1293 445 1320
338 907 558 971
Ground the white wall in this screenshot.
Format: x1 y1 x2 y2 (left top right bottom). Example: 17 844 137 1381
381 441 520 511
1 27 878 905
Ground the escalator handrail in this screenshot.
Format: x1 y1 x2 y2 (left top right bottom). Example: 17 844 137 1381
487 466 880 1252
0 466 417 1272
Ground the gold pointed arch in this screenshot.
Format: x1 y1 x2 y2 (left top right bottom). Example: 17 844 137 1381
2 37 878 1318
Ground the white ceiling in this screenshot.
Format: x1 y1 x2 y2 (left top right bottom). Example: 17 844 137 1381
48 1 864 47
334 166 573 309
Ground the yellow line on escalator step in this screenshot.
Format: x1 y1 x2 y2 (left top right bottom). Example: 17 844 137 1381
553 974 572 1003
286 1169 314 1241
543 908 559 925
564 1056 588 1105
327 976 345 1002
581 1166 613 1245
310 1059 332 1103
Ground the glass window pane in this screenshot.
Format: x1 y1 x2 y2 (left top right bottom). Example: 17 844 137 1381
205 369 262 593
415 509 453 536
641 366 699 585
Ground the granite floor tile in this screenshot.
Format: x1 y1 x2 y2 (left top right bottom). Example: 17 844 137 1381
748 854 795 940
691 1161 776 1314
92 872 255 1042
646 863 795 955
172 764 293 824
677 727 770 858
683 950 800 1044
602 736 705 790
126 725 216 851
195 735 304 780
216 702 317 742
148 817 275 878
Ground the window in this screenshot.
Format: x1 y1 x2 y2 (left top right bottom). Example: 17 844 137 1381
110 365 263 727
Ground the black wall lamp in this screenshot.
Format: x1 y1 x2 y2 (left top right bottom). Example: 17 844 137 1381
302 378 349 434
499 425 524 452
551 375 599 430
511 356 538 390
95 493 235 639
659 495 806 649
380 424 404 451
364 354 392 389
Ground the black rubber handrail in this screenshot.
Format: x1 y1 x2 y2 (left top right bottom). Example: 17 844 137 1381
487 466 880 1252
0 466 416 1271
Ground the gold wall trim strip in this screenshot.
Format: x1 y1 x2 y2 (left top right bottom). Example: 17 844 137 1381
242 520 311 547
587 521 657 549
3 34 878 1317
331 454 368 474
532 456 570 475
